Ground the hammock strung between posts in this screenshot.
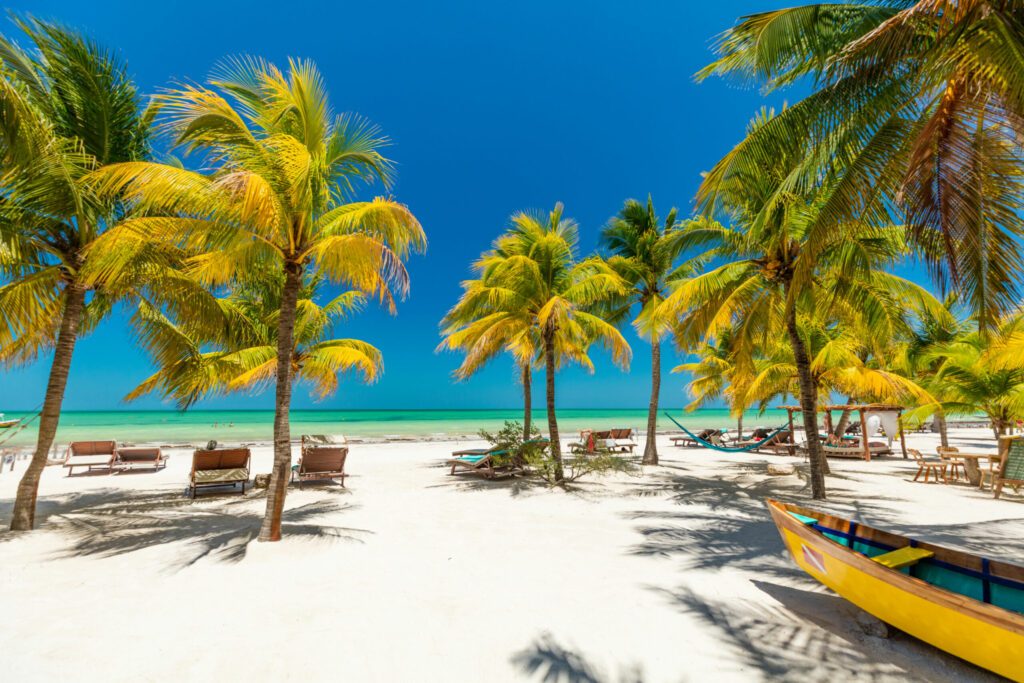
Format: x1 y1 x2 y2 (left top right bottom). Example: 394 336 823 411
663 413 790 453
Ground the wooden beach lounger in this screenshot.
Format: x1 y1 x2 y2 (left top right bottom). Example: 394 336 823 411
301 434 348 447
448 446 518 479
753 430 795 455
670 429 724 448
293 445 348 485
64 441 117 475
188 447 251 498
609 428 637 453
823 441 890 459
114 447 166 472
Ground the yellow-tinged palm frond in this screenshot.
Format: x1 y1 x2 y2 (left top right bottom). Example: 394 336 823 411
299 339 382 398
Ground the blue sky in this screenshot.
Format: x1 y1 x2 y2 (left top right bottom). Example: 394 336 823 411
0 0 924 411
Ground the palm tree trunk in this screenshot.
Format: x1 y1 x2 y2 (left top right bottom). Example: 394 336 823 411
642 338 661 465
543 328 564 483
521 363 532 439
737 414 743 441
258 261 303 543
783 299 827 499
833 406 853 437
933 410 949 447
10 284 86 531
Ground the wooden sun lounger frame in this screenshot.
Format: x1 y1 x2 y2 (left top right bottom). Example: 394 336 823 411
113 446 166 472
63 441 117 475
188 447 251 498
448 446 522 479
293 444 348 485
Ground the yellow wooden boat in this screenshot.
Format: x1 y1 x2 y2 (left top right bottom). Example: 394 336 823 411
767 499 1024 681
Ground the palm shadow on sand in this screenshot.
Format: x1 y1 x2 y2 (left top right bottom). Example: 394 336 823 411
2 486 369 570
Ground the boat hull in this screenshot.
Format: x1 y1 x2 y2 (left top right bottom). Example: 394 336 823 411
768 499 1024 681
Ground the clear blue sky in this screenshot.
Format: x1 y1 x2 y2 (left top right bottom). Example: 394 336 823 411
0 0 923 411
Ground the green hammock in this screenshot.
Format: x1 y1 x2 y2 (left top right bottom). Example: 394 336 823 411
664 412 789 453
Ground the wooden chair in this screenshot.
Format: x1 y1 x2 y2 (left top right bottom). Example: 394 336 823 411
978 457 1000 491
64 441 117 475
293 445 348 486
994 436 1024 499
188 448 251 498
937 446 967 482
910 449 947 483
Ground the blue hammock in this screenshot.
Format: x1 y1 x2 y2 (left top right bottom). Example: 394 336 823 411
664 412 789 453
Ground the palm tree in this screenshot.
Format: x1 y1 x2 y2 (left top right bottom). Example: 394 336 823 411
919 321 1024 439
438 272 538 439
600 196 694 465
699 2 1024 331
0 19 152 531
125 274 382 407
889 293 967 446
654 110 938 498
88 58 425 541
465 203 631 483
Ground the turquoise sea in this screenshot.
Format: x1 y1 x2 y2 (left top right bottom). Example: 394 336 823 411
0 408 793 448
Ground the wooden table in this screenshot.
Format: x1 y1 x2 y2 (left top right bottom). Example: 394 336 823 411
949 452 999 486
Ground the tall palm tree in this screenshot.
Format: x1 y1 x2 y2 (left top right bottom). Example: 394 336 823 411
0 19 152 531
699 1 1024 331
917 319 1024 439
464 203 631 483
600 196 694 465
438 272 538 439
125 275 382 407
889 293 967 446
654 110 938 498
88 58 425 541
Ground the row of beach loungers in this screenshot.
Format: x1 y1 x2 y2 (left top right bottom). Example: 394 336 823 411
668 428 893 457
61 435 349 498
669 428 798 455
447 428 638 480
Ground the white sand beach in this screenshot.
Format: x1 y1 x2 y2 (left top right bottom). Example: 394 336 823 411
1 428 1020 682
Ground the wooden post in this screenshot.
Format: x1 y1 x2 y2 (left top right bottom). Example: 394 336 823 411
787 407 795 438
898 409 908 459
860 408 870 461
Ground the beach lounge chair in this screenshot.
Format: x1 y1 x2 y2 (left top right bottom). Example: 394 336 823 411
569 430 594 454
448 445 519 479
909 449 947 483
821 442 891 458
64 441 117 475
609 428 637 453
936 446 968 482
671 428 723 448
188 447 251 498
754 430 795 455
114 446 166 472
301 434 347 447
293 446 348 486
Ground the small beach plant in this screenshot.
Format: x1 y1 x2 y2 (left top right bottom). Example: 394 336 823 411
477 420 543 469
87 58 425 541
0 19 153 531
